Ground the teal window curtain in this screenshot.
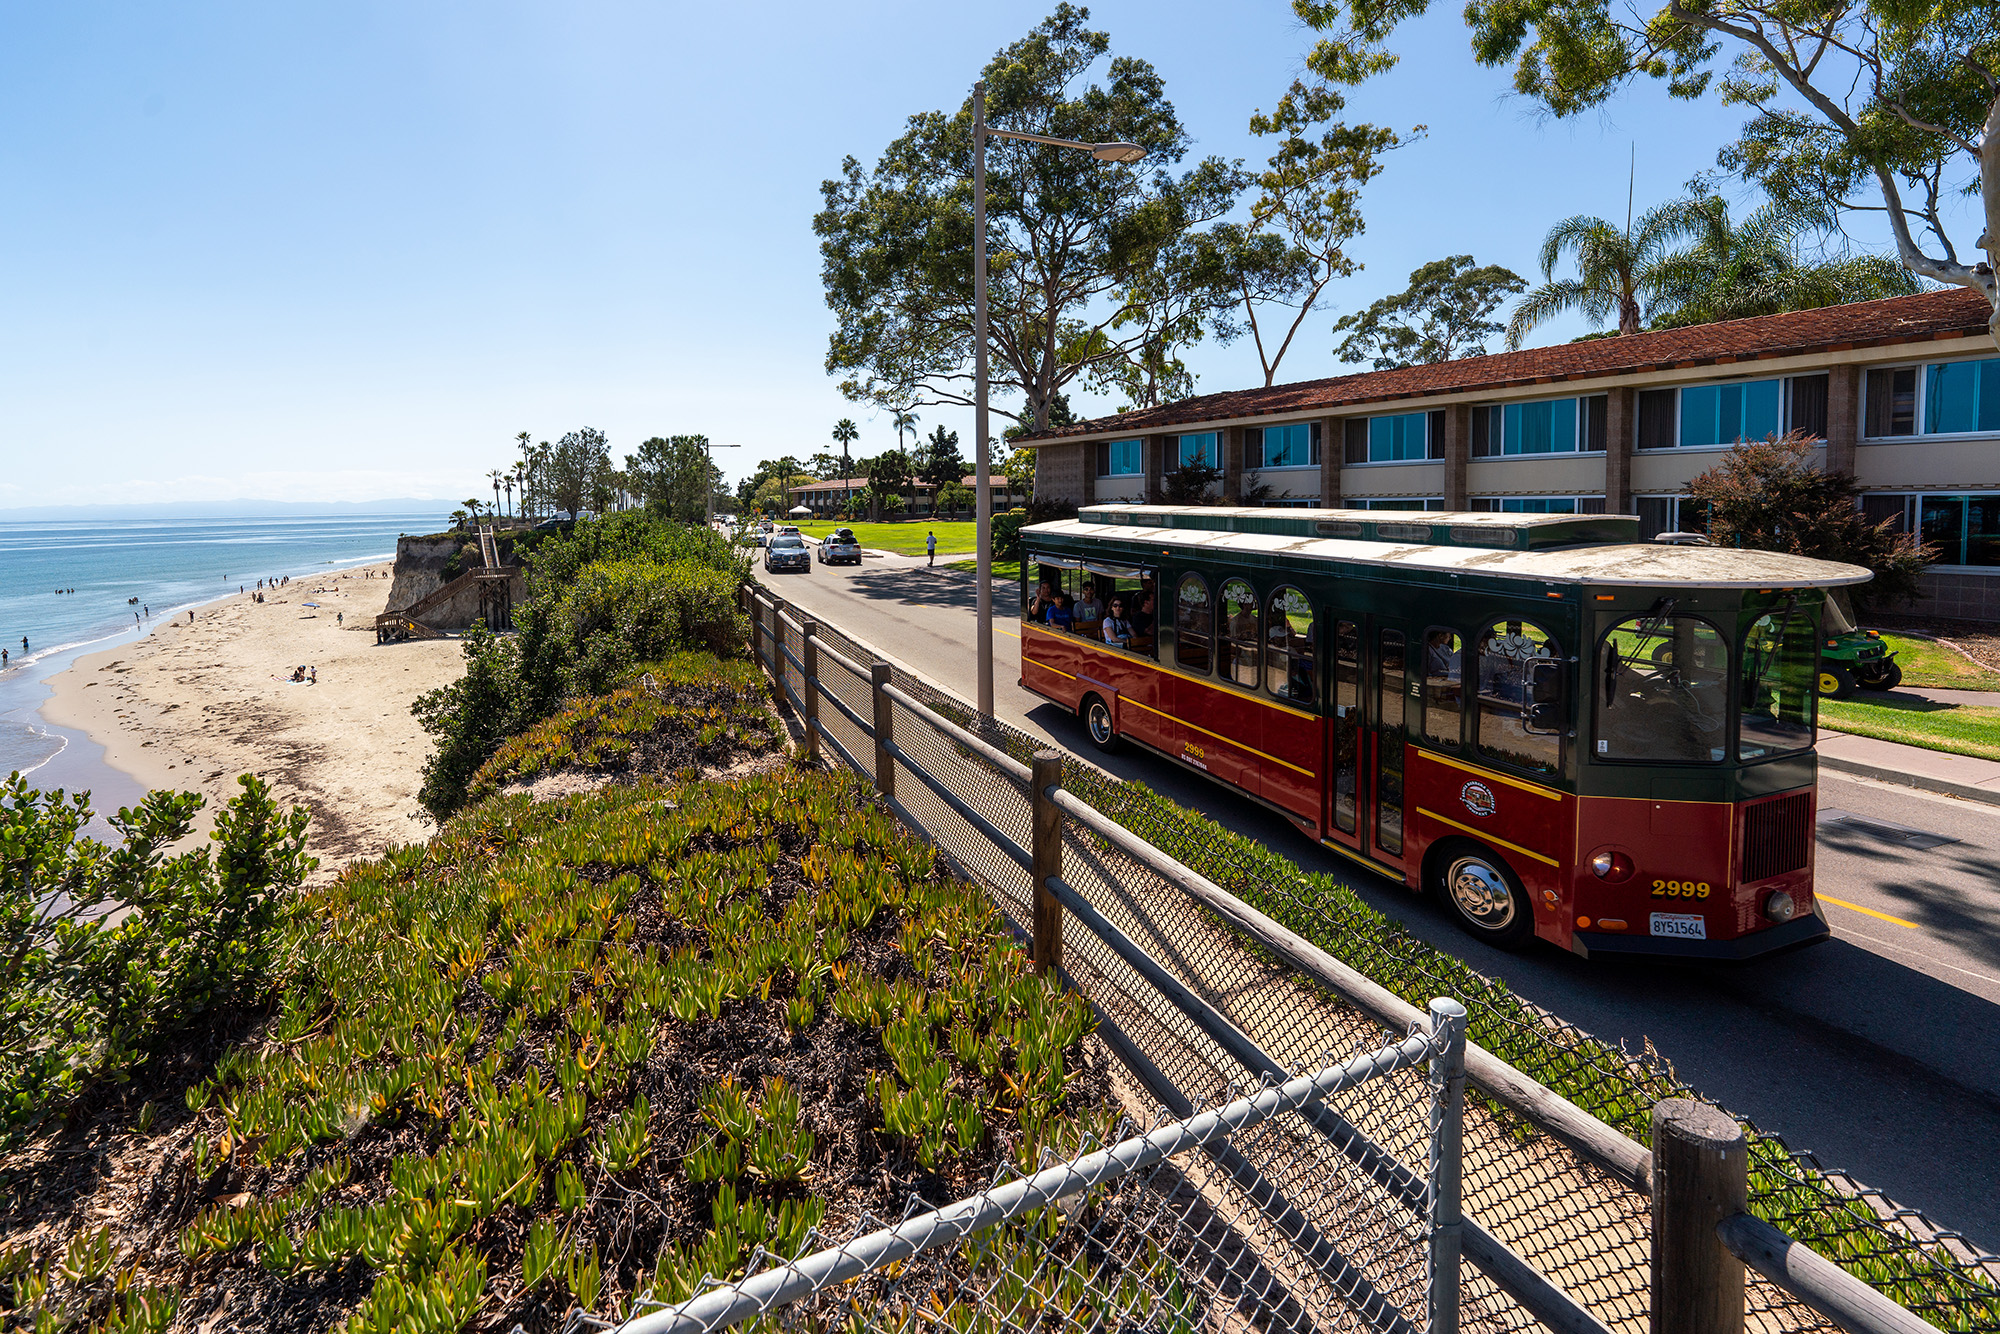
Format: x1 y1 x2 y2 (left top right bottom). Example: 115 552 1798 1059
1502 399 1579 454
1679 380 1781 447
1924 359 2000 434
1176 432 1217 468
1106 439 1142 475
1259 423 1312 468
1367 414 1428 461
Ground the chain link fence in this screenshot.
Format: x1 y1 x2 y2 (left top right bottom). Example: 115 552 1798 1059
741 587 1999 1334
606 1010 1468 1334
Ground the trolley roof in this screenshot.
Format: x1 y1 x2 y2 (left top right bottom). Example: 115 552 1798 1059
1026 507 1871 589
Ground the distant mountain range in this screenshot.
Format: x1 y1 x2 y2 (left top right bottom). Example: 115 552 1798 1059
0 499 454 521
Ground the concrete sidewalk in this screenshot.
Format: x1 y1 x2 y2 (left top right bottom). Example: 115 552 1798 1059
1817 729 2000 806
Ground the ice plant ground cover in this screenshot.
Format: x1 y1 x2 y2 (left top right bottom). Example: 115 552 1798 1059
1 671 1108 1333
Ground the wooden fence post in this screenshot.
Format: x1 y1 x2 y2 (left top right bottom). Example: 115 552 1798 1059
801 620 821 765
1031 750 1063 977
870 662 895 799
1652 1099 1747 1334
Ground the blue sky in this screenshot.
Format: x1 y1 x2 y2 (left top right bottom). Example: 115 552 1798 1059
0 1 1896 506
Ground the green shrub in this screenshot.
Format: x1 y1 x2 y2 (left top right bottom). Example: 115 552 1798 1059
0 773 313 1144
149 768 1099 1326
543 558 746 699
414 513 755 821
462 652 779 805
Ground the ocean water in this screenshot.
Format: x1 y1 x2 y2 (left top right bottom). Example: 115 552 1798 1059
0 514 441 793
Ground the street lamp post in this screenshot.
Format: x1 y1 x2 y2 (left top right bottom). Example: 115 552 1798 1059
707 442 742 529
970 79 1144 717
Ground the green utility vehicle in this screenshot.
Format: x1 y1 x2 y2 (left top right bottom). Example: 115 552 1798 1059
1816 591 1900 698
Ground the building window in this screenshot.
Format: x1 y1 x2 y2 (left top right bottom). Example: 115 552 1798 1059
1636 495 1711 541
1636 388 1677 450
1367 413 1428 462
1917 495 2000 567
1172 432 1218 470
1864 367 1918 437
1787 373 1829 440
1924 358 2000 435
1248 422 1319 469
1471 395 1608 457
1679 379 1781 448
1094 438 1143 477
1469 496 1607 514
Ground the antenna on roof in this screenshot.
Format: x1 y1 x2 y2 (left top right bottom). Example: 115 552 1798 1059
1626 142 1636 244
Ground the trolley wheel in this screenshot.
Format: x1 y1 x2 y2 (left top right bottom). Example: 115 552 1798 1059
1856 661 1902 691
1428 840 1534 948
1817 665 1859 699
1080 694 1121 754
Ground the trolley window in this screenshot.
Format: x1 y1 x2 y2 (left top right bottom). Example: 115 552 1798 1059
1595 613 1728 763
1739 599 1817 760
1422 629 1462 747
1332 619 1359 834
1219 579 1260 687
1266 587 1316 704
1475 620 1561 774
1176 574 1213 673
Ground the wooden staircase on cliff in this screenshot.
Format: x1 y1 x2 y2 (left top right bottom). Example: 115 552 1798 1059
376 526 516 642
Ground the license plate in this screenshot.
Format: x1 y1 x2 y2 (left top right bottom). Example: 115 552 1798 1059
1649 912 1707 940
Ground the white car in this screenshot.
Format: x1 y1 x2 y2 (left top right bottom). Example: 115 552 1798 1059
816 528 862 564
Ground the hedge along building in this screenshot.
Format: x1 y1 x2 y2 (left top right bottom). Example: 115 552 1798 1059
1019 288 2000 621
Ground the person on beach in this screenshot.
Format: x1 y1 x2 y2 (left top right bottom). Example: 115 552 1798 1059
20 637 26 652
309 665 317 685
2 649 8 666
336 612 343 627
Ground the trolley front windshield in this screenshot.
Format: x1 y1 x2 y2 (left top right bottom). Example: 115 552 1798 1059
1738 595 1818 760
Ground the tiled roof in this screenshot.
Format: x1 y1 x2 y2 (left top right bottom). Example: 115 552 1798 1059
1023 287 1994 442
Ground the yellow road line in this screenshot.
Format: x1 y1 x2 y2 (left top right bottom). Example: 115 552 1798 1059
1816 894 1920 929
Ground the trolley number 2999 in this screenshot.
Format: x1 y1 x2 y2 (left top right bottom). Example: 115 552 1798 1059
1651 879 1711 899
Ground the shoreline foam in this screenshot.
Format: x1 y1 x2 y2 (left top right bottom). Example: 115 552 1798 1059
38 562 466 874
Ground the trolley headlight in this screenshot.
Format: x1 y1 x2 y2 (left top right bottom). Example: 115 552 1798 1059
1764 890 1796 924
1589 850 1634 882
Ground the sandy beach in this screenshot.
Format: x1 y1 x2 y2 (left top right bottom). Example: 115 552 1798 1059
39 563 466 872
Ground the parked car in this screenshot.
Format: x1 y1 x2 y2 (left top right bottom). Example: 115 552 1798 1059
817 528 862 564
763 533 811 573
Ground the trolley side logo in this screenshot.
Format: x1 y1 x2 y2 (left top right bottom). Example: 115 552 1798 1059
1460 781 1496 818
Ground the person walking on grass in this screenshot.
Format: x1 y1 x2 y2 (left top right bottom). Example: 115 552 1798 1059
926 530 937 566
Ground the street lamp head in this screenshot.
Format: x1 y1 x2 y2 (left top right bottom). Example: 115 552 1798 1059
1091 142 1147 164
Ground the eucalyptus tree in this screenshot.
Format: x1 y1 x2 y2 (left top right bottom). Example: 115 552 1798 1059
816 6 1245 433
1333 255 1525 368
1210 80 1407 386
1290 0 2000 343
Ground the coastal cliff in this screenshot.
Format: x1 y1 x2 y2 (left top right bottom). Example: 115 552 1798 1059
383 531 524 630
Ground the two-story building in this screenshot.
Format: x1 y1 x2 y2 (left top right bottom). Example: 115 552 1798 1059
1018 288 2000 621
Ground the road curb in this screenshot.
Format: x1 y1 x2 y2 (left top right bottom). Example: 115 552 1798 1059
1819 754 2000 807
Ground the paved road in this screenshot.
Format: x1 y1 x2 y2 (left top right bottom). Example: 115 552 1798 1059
758 555 2000 1249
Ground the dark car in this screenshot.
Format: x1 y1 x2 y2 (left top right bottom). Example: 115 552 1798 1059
763 533 811 573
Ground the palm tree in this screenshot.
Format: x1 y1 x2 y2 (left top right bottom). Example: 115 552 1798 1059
1644 197 1920 329
502 472 515 520
1506 200 1706 349
489 470 505 521
832 417 859 511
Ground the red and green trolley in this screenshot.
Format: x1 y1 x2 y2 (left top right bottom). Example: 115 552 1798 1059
1018 505 1866 960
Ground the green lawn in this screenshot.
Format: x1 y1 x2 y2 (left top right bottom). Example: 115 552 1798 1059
1875 633 2000 691
946 557 1022 584
1820 693 2000 761
787 519 980 556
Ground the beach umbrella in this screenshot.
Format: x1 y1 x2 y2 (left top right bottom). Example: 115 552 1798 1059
302 602 320 607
